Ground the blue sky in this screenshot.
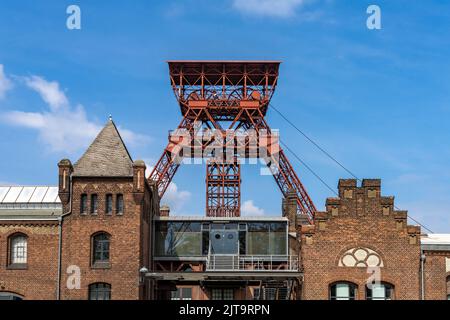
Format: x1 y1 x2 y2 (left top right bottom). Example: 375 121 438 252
0 0 449 232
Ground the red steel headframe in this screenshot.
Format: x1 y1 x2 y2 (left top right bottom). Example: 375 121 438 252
148 61 317 222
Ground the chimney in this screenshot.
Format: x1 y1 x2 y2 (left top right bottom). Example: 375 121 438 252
58 159 73 206
284 188 298 232
160 205 170 217
133 160 146 193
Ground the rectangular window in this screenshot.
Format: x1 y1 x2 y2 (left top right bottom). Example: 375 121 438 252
212 288 234 300
106 194 113 215
10 236 27 264
253 288 260 300
80 194 87 214
116 194 124 215
91 194 98 214
171 288 192 300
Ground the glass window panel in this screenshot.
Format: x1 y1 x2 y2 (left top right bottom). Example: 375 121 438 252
330 283 356 300
336 284 350 300
116 194 124 214
225 223 238 230
371 284 386 300
11 235 27 264
212 289 222 300
80 194 87 214
182 288 192 300
211 223 225 230
270 222 286 232
155 222 202 256
223 289 233 300
91 194 98 214
248 223 270 255
248 223 269 232
239 231 246 255
253 288 260 300
171 289 180 300
269 232 286 255
93 233 110 263
106 194 113 214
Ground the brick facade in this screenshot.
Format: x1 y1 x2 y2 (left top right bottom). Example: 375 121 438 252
301 179 422 300
1 122 449 300
0 222 59 299
423 252 450 300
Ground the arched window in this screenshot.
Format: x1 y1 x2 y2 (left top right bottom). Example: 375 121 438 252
116 194 124 215
92 232 110 265
0 292 23 300
89 283 111 300
366 282 394 300
329 282 357 300
8 233 28 266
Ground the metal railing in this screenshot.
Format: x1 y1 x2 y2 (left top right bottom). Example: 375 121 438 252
206 254 299 272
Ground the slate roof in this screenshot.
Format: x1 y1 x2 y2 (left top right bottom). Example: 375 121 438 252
73 120 133 177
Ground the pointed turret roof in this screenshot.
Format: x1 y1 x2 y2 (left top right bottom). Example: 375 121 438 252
73 119 133 177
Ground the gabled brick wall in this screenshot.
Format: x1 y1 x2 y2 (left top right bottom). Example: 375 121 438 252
301 179 421 300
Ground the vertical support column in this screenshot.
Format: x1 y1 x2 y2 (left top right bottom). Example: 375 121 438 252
206 158 241 217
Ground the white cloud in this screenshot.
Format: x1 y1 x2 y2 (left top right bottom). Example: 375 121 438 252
3 105 101 153
232 0 308 17
241 200 265 216
161 182 191 215
24 75 69 111
1 73 149 154
0 64 12 99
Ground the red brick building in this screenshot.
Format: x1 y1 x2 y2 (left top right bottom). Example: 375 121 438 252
0 119 449 300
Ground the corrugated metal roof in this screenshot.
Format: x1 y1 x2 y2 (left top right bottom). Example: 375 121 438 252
421 233 450 245
0 186 61 204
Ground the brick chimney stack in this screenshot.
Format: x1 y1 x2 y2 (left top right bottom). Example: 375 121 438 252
57 159 73 206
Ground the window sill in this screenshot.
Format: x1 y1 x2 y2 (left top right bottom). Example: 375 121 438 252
7 264 28 270
91 262 111 270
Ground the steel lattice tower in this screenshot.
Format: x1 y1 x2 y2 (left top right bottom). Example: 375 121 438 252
149 61 316 222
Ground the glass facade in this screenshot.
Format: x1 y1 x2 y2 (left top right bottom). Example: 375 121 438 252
247 223 286 255
155 221 287 257
155 222 203 256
